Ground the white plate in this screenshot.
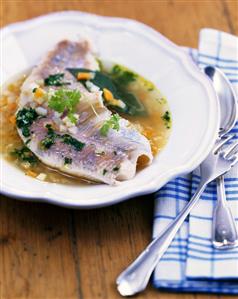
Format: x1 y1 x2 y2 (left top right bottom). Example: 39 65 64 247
0 11 219 208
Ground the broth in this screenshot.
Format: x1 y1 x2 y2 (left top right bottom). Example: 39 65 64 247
0 65 171 184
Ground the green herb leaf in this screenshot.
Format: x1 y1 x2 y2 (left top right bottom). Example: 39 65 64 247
40 124 58 150
115 88 146 116
11 146 38 165
67 113 77 124
40 125 85 151
48 89 81 124
111 65 137 86
40 137 55 149
100 114 120 137
61 134 85 151
162 111 171 129
67 68 146 116
67 68 118 93
113 166 120 172
44 73 70 86
16 108 38 137
64 157 72 165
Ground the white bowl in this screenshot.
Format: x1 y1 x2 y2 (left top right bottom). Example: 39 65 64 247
0 11 219 208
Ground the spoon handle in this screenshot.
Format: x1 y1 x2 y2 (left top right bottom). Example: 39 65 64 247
212 175 238 249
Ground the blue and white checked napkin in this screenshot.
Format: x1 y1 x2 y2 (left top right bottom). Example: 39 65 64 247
153 29 238 294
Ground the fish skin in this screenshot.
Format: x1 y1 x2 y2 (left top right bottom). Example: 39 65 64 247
17 40 153 184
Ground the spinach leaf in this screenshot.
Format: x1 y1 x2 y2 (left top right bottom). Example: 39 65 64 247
67 68 146 116
115 87 146 116
111 65 137 86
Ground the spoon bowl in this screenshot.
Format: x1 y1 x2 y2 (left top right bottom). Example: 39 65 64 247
204 66 237 136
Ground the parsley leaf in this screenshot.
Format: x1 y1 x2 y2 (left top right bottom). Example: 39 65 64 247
64 157 72 165
100 114 120 136
113 166 120 172
16 108 38 137
39 125 85 151
44 73 70 86
61 134 85 151
40 124 58 150
67 113 77 124
48 89 81 124
11 146 38 165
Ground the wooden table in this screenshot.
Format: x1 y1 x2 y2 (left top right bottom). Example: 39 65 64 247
1 1 237 298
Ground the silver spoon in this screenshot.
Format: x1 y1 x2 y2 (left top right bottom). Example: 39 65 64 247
204 66 238 249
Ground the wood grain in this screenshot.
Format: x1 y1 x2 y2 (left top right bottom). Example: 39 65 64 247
0 0 237 298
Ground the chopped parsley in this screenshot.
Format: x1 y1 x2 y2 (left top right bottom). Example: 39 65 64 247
162 111 171 129
48 89 81 124
100 114 120 137
61 134 85 151
113 166 120 172
16 108 38 137
64 157 72 165
40 124 58 149
111 65 137 86
40 126 85 151
103 169 107 175
44 73 70 86
32 87 37 93
11 146 38 165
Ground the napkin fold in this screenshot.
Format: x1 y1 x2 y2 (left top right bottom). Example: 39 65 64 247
153 29 238 294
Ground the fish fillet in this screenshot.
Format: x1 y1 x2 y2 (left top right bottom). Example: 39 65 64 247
17 40 153 184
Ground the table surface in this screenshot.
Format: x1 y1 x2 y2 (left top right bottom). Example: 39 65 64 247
1 0 238 298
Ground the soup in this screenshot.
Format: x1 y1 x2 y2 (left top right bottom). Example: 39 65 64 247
0 63 171 184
